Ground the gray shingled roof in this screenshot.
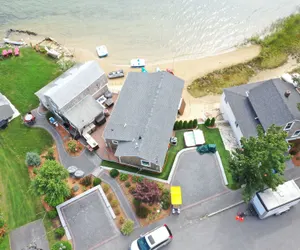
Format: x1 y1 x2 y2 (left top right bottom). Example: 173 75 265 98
224 78 300 138
0 93 14 121
104 72 184 167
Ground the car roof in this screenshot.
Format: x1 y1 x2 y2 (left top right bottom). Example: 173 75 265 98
145 226 170 247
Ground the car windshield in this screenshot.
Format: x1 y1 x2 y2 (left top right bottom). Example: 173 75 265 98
137 237 150 250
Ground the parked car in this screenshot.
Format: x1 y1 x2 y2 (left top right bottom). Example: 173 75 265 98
130 224 172 250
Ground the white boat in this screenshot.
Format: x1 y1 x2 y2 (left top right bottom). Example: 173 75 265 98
3 38 25 46
44 46 61 59
96 45 108 58
130 58 146 68
281 73 300 87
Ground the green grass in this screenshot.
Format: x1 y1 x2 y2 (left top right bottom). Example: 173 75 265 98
0 48 60 249
188 13 300 98
102 131 185 180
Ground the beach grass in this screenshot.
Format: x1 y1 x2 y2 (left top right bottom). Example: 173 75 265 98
189 13 300 97
0 48 59 249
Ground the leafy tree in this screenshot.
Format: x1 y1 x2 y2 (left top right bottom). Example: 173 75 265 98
229 125 289 202
44 148 55 160
31 160 70 207
93 177 102 186
51 241 72 250
67 140 77 153
25 152 41 167
110 168 119 178
183 121 188 129
210 117 216 127
188 120 193 129
177 120 183 130
193 119 198 128
173 121 178 130
54 227 65 239
204 118 211 127
133 179 160 203
47 210 58 219
120 219 134 236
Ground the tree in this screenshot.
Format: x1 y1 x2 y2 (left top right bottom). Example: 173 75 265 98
25 152 41 167
31 160 70 207
44 148 55 160
204 118 211 127
173 121 178 130
188 120 193 129
133 179 160 203
67 140 77 153
193 119 198 128
210 117 216 127
51 241 72 250
120 219 134 236
177 120 183 130
229 125 289 202
183 121 188 129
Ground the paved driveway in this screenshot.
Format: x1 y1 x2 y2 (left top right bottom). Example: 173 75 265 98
59 189 119 250
171 150 228 208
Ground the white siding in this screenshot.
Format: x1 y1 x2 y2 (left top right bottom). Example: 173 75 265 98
220 93 243 146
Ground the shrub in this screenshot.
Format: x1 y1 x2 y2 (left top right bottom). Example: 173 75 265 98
133 198 141 208
161 192 171 210
119 173 129 181
107 193 113 201
129 186 135 194
125 181 131 188
33 167 39 175
44 148 55 160
25 152 41 166
136 206 150 218
177 120 183 130
210 117 216 127
188 120 193 129
137 176 144 183
47 210 58 219
119 216 125 224
114 208 120 215
120 219 134 236
111 199 119 208
110 169 119 178
54 227 65 239
67 140 77 153
51 241 72 250
80 176 92 186
72 185 79 192
0 213 5 228
193 119 198 128
183 120 188 129
162 188 170 195
102 183 109 193
93 177 102 186
133 179 160 203
204 118 211 127
173 121 178 130
157 182 164 191
132 176 138 183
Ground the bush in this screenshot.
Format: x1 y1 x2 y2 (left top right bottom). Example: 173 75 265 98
72 185 79 192
204 118 211 127
33 167 39 175
129 186 135 194
0 213 5 228
114 208 120 215
125 181 131 188
120 219 134 236
111 199 119 208
102 183 109 193
51 241 72 250
132 176 138 183
80 176 92 186
188 120 193 129
193 119 198 128
133 198 141 208
161 192 171 210
173 121 178 130
183 121 188 129
44 148 55 160
110 169 119 178
67 140 77 153
119 216 125 224
47 210 58 219
119 173 129 181
25 152 41 166
54 227 65 239
136 206 150 218
93 177 102 186
157 182 164 191
137 176 144 183
162 188 170 195
177 120 183 130
210 117 216 127
107 193 113 201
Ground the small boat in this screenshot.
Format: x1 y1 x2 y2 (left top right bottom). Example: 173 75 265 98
141 67 147 73
156 67 161 72
3 38 25 46
130 58 146 68
282 73 300 87
44 46 61 59
107 69 124 79
96 45 108 58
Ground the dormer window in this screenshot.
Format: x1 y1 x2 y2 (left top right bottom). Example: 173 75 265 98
284 122 294 131
292 130 300 138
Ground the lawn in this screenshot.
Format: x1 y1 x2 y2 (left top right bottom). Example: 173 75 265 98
0 48 60 249
188 13 300 97
102 131 185 180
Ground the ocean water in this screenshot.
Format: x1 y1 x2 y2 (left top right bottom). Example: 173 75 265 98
0 0 299 64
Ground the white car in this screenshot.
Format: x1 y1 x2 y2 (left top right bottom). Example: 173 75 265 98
130 224 173 250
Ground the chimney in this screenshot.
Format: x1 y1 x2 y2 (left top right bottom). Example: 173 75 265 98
284 90 291 98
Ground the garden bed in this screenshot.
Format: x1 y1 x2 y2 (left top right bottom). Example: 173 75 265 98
115 173 171 227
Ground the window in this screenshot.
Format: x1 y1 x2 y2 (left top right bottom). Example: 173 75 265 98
284 122 294 131
112 140 118 145
235 121 239 127
141 160 150 167
292 130 300 138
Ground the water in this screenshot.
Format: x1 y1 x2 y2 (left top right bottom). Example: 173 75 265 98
0 0 299 63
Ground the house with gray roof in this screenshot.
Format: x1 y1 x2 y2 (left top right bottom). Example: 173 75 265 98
0 93 14 129
220 78 300 146
35 61 108 137
103 72 184 173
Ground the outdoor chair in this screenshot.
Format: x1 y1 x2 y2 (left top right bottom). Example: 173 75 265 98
7 49 13 56
2 50 8 57
14 47 20 56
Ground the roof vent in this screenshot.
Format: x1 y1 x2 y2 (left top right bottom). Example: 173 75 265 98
139 136 142 140
135 142 138 148
284 90 291 98
124 123 127 128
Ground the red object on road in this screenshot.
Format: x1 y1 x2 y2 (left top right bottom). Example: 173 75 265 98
235 215 240 221
239 217 244 222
